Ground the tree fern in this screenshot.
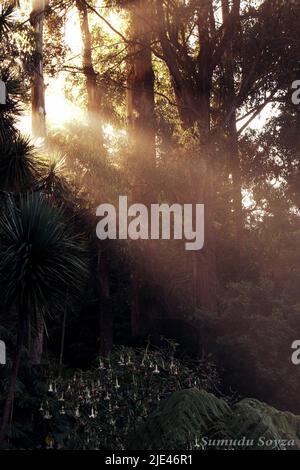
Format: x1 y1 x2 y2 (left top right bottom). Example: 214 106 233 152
227 399 300 449
128 389 231 450
129 389 300 450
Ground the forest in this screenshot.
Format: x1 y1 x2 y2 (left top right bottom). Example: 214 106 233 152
0 0 300 451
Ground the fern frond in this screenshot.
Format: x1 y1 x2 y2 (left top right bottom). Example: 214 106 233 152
227 399 300 449
128 389 231 450
130 389 300 450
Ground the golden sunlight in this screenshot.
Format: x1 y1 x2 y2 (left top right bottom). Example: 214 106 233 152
64 8 83 56
16 3 126 138
45 74 85 129
94 0 125 37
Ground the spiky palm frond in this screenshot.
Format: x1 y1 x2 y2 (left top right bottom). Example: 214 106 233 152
0 193 89 330
0 3 15 39
42 154 71 200
0 134 44 191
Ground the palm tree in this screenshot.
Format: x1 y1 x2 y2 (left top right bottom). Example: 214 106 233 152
0 2 15 40
0 134 44 192
0 192 89 445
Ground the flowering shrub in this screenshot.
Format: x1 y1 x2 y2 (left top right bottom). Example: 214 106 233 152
39 343 219 449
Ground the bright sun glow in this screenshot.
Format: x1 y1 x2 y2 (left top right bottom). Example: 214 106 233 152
104 11 124 37
17 4 125 140
102 124 127 155
47 5 124 131
94 0 125 37
46 74 85 129
242 190 255 209
17 73 85 137
64 9 83 56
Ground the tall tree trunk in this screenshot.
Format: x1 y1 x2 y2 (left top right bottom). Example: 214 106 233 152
155 0 217 311
59 304 67 374
195 4 217 310
193 161 217 311
127 0 156 174
98 245 113 355
59 308 67 367
0 318 24 447
30 315 44 364
222 0 243 268
126 0 156 337
192 16 217 312
76 0 102 118
30 0 47 139
130 269 141 337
